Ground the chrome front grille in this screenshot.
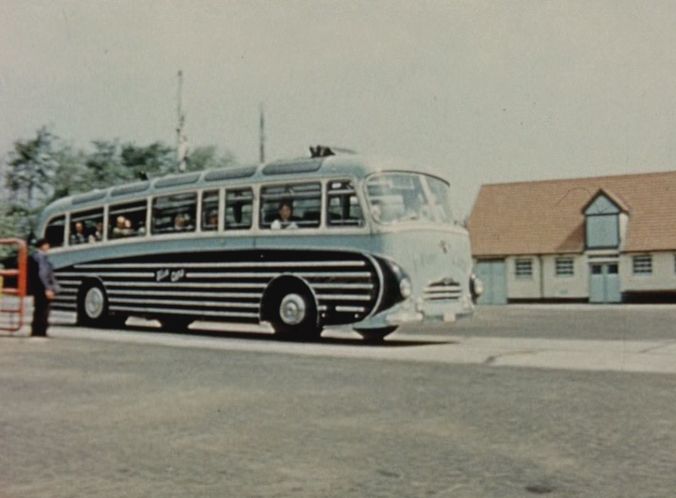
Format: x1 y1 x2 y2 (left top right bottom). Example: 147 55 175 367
423 278 462 302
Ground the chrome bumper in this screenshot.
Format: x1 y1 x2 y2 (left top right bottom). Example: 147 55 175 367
353 294 475 330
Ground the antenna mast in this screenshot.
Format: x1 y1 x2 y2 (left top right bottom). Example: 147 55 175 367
176 70 188 172
259 103 266 164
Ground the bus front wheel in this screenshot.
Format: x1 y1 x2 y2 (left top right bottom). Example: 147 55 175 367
354 326 398 343
263 278 321 341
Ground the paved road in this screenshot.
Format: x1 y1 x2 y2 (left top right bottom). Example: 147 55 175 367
1 307 676 497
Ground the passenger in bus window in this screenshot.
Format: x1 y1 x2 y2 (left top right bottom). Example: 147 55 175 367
204 210 219 230
173 213 193 232
112 216 133 238
88 222 103 243
271 200 298 230
70 222 86 245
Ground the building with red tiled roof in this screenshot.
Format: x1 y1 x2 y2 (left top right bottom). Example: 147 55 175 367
467 170 676 304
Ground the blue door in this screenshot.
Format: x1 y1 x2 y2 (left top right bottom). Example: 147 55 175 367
475 260 507 305
589 263 621 303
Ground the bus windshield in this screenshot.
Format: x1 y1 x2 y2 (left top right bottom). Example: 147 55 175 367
366 172 453 224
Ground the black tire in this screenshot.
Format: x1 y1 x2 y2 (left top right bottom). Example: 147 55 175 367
77 281 124 328
354 326 398 343
263 278 321 341
159 317 193 333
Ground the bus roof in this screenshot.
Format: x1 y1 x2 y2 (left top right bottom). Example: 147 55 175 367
38 154 430 222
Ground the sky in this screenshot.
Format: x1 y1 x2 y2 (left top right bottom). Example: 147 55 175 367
2 0 676 216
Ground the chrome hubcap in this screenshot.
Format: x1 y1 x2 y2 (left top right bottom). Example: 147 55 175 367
84 287 105 319
279 293 306 325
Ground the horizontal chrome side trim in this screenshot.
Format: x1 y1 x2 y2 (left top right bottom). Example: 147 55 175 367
311 283 374 290
335 305 366 313
56 272 155 278
109 305 259 319
75 260 366 269
185 271 280 279
55 279 80 285
104 281 267 289
186 271 372 279
424 294 461 300
316 294 373 302
108 297 260 309
107 289 262 299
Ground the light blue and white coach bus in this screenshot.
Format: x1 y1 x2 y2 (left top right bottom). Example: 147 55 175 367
37 148 476 341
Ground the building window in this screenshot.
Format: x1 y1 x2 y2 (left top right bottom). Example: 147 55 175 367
585 214 619 249
632 255 652 275
515 259 533 278
555 257 574 277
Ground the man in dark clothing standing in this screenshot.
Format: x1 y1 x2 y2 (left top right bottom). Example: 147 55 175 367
31 238 60 337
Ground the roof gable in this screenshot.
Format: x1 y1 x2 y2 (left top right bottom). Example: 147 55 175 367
582 189 628 215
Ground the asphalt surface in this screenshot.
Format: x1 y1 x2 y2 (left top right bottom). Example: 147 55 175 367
1 306 676 497
448 304 676 341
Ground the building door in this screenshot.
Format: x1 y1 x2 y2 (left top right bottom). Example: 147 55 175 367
475 260 507 305
589 263 621 303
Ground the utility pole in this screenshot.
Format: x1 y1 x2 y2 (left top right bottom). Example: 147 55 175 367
259 103 266 164
176 70 188 172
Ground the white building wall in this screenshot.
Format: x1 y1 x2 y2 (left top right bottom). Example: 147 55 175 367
502 251 676 301
505 255 542 299
621 252 676 292
541 255 588 299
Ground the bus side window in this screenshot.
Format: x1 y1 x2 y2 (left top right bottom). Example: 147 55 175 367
152 193 197 235
260 183 321 230
70 208 104 244
109 200 148 239
327 180 363 227
201 190 220 231
45 215 65 248
225 188 253 230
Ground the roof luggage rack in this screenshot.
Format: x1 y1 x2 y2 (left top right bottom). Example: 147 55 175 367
309 145 356 158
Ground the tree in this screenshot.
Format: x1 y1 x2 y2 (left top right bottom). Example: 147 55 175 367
84 140 128 188
120 141 176 179
5 127 58 211
185 145 238 172
50 144 90 200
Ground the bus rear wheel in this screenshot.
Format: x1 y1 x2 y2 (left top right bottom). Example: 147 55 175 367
264 278 321 341
354 326 398 343
77 281 124 328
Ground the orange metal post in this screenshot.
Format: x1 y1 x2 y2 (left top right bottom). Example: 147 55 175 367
0 238 27 332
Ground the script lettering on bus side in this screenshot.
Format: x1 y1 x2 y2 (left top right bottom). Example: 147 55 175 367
155 268 186 282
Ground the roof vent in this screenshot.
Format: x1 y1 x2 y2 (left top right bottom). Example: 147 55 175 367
309 145 356 158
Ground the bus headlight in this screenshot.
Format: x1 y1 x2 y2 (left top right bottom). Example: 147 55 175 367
399 277 412 299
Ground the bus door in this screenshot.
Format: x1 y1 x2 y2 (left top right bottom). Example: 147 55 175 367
0 239 28 333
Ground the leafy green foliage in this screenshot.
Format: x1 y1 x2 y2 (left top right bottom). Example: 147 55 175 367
2 126 239 240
